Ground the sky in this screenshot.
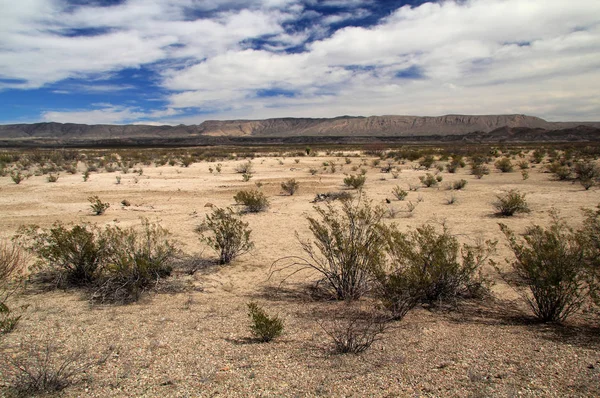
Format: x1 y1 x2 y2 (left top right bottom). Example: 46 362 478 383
1 0 599 125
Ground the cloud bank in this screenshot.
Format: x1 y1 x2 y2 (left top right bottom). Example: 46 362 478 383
1 0 599 124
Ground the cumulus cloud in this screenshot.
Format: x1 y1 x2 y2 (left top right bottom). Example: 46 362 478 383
1 0 600 123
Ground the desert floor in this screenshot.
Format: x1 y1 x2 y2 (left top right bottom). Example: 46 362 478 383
1 150 599 397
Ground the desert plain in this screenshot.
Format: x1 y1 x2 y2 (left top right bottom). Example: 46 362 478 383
0 146 599 397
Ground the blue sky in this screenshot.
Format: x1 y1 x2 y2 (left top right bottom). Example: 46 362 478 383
1 0 599 125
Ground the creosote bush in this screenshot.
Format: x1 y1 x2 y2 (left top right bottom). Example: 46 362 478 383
495 157 514 172
93 219 177 303
574 160 599 190
493 190 530 216
343 174 366 189
392 186 408 200
272 196 386 300
281 178 300 195
88 196 110 215
319 308 387 354
419 173 438 188
500 216 588 322
234 189 269 213
198 207 253 265
17 223 106 286
452 179 468 190
0 241 26 334
378 224 495 316
247 302 284 342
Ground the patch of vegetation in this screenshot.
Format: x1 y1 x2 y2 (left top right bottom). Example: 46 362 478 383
500 215 587 322
281 178 300 195
495 157 514 172
234 190 269 213
247 302 284 342
343 174 366 189
391 186 408 200
198 207 253 265
493 190 530 216
89 196 110 215
419 173 438 188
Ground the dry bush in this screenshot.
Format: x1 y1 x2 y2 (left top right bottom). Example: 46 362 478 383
234 189 269 213
578 204 600 307
281 178 300 195
247 302 284 342
574 160 600 190
318 307 388 354
198 207 253 265
500 215 588 322
392 186 408 200
419 173 438 188
272 196 386 300
88 196 110 215
452 179 468 190
0 241 27 334
235 160 253 174
0 337 109 394
493 190 530 217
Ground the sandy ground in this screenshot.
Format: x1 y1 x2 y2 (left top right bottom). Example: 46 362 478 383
1 151 599 397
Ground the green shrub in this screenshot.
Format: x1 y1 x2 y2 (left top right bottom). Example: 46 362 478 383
343 174 366 189
547 161 572 180
493 190 530 216
419 173 438 187
234 189 269 213
94 219 177 303
17 223 106 286
89 196 110 215
281 178 300 195
471 163 490 179
574 160 599 190
10 171 26 185
380 224 494 309
247 302 284 342
392 186 408 200
199 207 253 265
47 174 59 183
578 204 600 306
495 157 514 172
419 155 435 170
452 179 468 190
499 217 587 322
272 197 386 300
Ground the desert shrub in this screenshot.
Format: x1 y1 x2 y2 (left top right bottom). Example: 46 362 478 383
235 161 253 174
499 217 587 322
88 196 110 215
319 308 387 354
578 204 600 306
574 160 599 190
281 178 299 195
247 302 284 342
10 171 26 184
242 172 253 182
452 179 468 190
380 224 494 309
471 163 490 179
419 173 438 188
419 155 435 169
0 338 108 394
198 207 253 265
446 156 466 173
493 190 530 216
495 157 514 172
93 219 177 303
17 223 106 286
0 241 26 334
234 189 269 213
272 197 387 300
547 161 572 180
517 160 530 170
343 174 366 189
531 149 545 163
47 174 59 183
309 167 318 175
392 186 408 200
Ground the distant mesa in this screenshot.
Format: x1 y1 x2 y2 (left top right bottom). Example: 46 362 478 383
1 114 599 147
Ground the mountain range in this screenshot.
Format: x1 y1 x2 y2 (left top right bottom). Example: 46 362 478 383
1 114 599 147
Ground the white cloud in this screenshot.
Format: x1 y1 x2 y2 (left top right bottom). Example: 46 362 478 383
42 105 181 124
1 0 600 122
